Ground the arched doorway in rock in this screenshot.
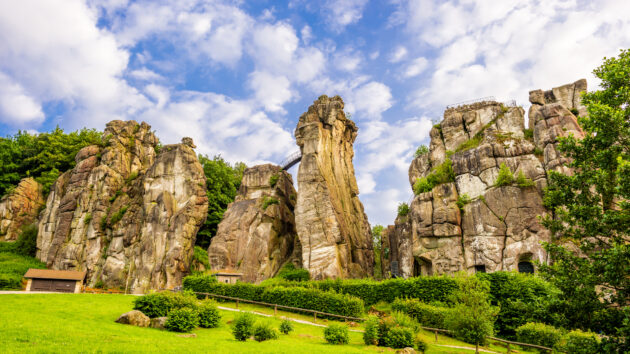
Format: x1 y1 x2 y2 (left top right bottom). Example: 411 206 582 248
413 257 433 277
517 253 535 274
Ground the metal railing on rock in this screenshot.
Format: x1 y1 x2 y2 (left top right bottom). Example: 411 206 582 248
280 151 302 170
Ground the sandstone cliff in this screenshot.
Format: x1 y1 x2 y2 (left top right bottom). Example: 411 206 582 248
37 121 207 293
387 80 586 277
207 164 301 283
0 178 45 241
294 95 373 279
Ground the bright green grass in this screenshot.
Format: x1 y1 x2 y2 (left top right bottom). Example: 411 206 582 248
0 294 535 353
0 245 46 290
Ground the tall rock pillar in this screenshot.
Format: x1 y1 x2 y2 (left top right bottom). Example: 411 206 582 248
294 95 373 279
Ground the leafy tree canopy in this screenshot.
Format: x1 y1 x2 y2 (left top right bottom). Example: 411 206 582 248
0 127 102 196
196 154 246 249
540 49 630 347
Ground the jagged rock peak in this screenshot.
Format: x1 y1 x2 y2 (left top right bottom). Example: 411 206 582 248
0 178 45 241
208 164 301 283
294 95 373 280
37 120 207 293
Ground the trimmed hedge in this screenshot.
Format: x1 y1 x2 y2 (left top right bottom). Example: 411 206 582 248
259 275 459 306
165 307 199 333
391 298 451 328
183 275 364 318
276 263 309 281
133 291 198 318
515 322 563 349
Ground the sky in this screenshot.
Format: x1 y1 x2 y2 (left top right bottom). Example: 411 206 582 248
1 0 629 226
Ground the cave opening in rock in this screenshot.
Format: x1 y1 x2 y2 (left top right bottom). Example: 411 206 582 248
413 257 433 277
518 261 535 274
474 264 486 273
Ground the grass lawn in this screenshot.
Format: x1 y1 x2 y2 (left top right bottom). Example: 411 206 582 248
0 294 535 353
0 243 46 290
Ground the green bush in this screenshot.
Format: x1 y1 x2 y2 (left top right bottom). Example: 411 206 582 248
165 307 199 333
558 329 600 353
515 322 563 349
383 326 415 349
413 159 455 194
363 315 379 345
109 206 128 225
268 174 279 187
415 336 428 353
191 246 210 273
515 171 535 188
494 163 514 187
0 247 46 290
324 324 349 345
197 301 221 328
397 202 410 217
414 145 429 157
253 322 279 342
455 134 483 153
14 224 38 257
133 291 198 318
276 263 309 281
523 129 533 139
391 298 451 328
279 319 293 334
456 194 471 212
232 313 255 341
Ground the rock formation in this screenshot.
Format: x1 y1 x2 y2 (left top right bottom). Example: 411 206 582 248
294 95 373 279
207 164 301 283
0 178 45 241
389 80 587 277
37 120 207 293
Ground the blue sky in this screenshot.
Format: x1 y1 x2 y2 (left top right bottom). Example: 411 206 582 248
1 0 629 226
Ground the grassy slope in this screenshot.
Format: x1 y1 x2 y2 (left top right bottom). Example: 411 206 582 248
0 243 46 290
0 294 535 353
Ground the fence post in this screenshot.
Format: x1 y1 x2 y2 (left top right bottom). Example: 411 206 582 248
274 305 277 316
205 294 208 300
434 330 438 343
506 342 511 353
236 300 239 309
314 312 317 322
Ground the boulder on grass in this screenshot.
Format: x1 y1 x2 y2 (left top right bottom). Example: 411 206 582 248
150 317 168 330
116 310 150 327
396 348 416 354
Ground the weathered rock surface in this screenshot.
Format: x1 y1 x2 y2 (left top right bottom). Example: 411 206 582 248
294 95 373 279
0 178 45 241
116 310 150 327
207 164 301 283
37 120 207 293
387 80 586 277
150 316 168 330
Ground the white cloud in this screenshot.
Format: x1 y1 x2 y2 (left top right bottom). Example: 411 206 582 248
0 72 45 126
350 82 394 119
323 0 369 30
389 46 408 63
403 57 429 78
248 71 293 113
129 67 164 81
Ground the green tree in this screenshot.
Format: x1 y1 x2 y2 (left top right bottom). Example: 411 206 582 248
372 225 384 279
539 50 630 348
196 155 246 248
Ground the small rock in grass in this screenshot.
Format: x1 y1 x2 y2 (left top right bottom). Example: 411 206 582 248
396 348 416 354
115 310 150 327
177 333 197 338
150 317 167 330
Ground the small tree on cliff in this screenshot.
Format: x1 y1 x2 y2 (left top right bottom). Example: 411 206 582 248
372 225 384 279
540 49 630 348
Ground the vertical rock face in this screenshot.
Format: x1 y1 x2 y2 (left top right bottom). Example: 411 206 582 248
37 120 207 293
388 80 586 277
294 95 373 279
207 164 301 283
0 178 45 241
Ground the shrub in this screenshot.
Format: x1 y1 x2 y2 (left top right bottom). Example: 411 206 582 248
253 322 279 342
133 291 198 318
261 286 364 318
391 298 451 328
109 206 128 225
324 324 349 345
455 134 483 153
515 171 535 188
279 319 293 334
191 246 210 273
84 213 92 225
413 159 455 194
261 197 279 210
414 145 429 157
456 194 471 212
268 174 279 187
397 202 410 217
523 129 533 139
363 315 379 345
276 263 309 282
533 147 543 156
165 307 199 333
391 311 420 333
197 301 221 328
494 163 514 187
558 329 600 353
383 326 415 349
14 224 38 257
125 171 139 183
232 313 255 341
515 322 563 349
415 336 428 353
